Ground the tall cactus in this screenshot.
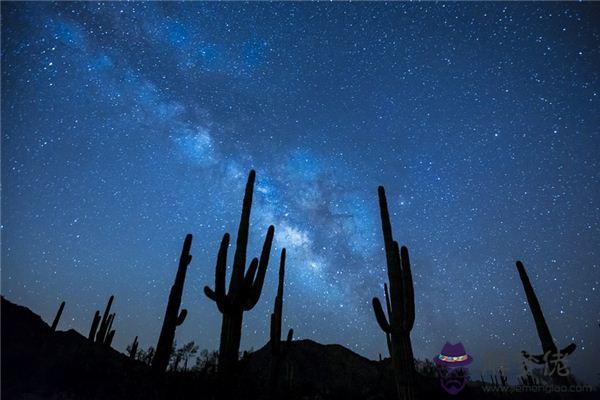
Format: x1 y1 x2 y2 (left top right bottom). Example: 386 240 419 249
269 249 293 398
51 301 65 331
204 170 275 377
152 234 193 374
516 261 576 385
95 295 114 344
372 186 416 400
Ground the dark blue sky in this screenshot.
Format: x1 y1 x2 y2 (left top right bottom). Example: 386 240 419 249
2 2 598 384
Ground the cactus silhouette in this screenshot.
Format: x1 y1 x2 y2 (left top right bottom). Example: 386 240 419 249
95 295 114 344
270 249 293 356
51 301 65 331
105 323 116 347
269 249 293 398
88 310 101 341
152 234 193 374
383 283 393 357
372 186 416 400
129 336 139 360
499 369 508 386
204 170 275 378
516 261 576 385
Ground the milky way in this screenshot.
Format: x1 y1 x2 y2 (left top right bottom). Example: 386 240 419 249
2 2 598 384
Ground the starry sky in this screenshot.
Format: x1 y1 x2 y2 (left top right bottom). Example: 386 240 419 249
2 1 599 385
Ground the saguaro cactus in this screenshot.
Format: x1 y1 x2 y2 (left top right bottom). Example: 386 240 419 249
372 186 416 400
95 295 114 344
152 234 193 373
128 336 139 360
516 261 576 385
204 170 275 377
51 301 65 331
129 336 139 360
269 249 293 398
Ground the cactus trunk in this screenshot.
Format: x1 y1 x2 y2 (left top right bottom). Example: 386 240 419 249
516 261 576 386
152 234 193 374
372 186 416 400
516 261 557 354
51 301 65 331
218 310 243 374
204 170 275 383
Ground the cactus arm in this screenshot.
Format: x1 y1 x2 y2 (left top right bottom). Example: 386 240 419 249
105 313 115 343
372 297 391 333
204 233 231 313
286 328 293 343
400 245 415 331
130 336 139 359
383 283 394 356
103 296 114 325
253 225 276 293
243 225 275 310
51 301 65 331
560 343 576 357
204 287 217 301
106 330 115 346
176 309 187 326
229 170 255 296
383 283 392 319
214 233 229 300
242 258 259 295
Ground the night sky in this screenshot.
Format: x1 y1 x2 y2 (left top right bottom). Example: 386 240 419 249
2 2 599 385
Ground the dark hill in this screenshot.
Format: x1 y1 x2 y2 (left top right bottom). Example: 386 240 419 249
1 296 157 400
241 339 385 399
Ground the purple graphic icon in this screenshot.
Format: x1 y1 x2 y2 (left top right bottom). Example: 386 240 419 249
434 342 473 395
